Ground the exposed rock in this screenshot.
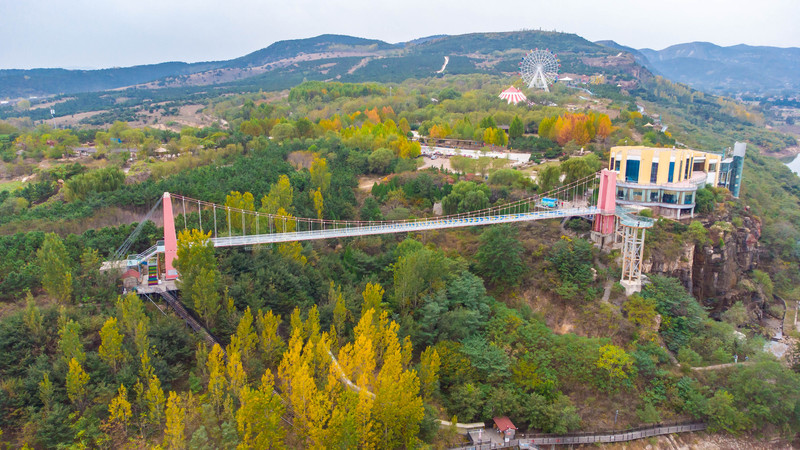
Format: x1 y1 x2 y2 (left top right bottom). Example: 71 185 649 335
645 212 762 317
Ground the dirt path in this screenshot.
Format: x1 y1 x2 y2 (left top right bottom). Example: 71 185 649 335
691 361 752 371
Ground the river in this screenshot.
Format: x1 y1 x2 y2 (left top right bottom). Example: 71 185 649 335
786 153 800 175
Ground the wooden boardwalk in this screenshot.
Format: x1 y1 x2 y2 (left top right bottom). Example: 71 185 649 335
450 421 707 448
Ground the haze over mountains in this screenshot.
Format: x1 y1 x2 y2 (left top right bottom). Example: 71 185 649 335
598 40 800 96
1 31 797 99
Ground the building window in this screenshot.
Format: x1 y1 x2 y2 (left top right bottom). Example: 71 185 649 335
625 160 640 183
708 163 717 172
650 191 660 202
615 160 621 171
650 162 659 183
617 188 625 199
668 162 675 183
684 193 693 204
632 190 643 201
685 158 691 179
663 192 677 204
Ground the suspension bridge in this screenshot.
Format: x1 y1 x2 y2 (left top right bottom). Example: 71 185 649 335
111 169 652 294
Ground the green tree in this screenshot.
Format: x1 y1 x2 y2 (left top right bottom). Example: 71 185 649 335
537 165 561 192
722 301 749 328
475 225 525 287
261 174 294 215
706 390 746 433
368 147 395 174
509 115 524 139
175 229 218 313
36 233 73 303
194 267 221 328
59 319 86 364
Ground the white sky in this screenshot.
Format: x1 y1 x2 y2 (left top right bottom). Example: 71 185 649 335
1 0 798 69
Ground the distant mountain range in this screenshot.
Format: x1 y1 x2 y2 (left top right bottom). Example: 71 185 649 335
0 31 638 99
597 40 800 96
1 32 797 100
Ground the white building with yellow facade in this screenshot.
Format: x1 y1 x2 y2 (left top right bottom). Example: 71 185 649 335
608 146 723 219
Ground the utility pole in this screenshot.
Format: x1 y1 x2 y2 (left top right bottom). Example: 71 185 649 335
614 409 618 430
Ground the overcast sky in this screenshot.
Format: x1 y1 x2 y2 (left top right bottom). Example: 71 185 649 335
1 0 798 70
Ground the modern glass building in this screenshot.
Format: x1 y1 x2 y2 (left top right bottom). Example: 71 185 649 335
717 142 746 198
608 146 723 219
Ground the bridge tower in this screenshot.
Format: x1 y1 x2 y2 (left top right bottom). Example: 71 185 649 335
592 169 617 236
592 169 650 295
163 192 179 280
618 220 647 295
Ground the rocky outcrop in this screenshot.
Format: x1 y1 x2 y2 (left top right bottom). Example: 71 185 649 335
644 213 763 316
692 216 761 314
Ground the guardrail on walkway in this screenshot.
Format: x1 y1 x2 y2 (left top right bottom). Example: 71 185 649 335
449 421 707 449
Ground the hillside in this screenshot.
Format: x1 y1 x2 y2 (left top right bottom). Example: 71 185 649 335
0 30 643 99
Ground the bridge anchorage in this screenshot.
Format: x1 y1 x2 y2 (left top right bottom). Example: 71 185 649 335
113 169 653 295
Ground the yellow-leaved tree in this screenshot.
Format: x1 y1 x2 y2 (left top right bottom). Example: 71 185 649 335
108 383 133 435
164 391 185 449
99 317 127 373
236 370 286 449
66 357 89 408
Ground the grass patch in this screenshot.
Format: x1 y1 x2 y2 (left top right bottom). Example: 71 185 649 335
0 180 22 193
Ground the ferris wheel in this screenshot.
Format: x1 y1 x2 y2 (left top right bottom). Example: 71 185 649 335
519 49 560 92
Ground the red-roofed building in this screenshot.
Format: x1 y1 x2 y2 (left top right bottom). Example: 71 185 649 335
122 269 141 289
492 416 517 441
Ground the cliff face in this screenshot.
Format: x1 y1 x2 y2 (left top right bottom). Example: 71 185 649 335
644 214 762 315
692 216 761 313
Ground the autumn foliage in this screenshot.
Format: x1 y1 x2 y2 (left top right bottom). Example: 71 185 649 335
538 112 613 146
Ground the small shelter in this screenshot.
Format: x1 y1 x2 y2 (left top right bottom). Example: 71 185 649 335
498 86 527 105
121 269 141 289
492 416 517 441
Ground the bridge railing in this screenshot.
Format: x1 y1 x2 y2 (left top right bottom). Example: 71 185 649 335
166 171 601 240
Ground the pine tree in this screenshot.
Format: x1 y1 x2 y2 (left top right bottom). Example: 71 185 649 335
509 115 524 139
164 391 185 449
99 317 126 373
66 357 89 407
